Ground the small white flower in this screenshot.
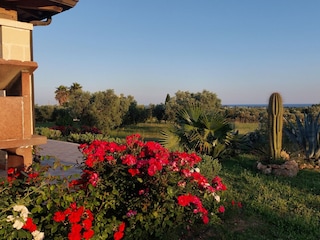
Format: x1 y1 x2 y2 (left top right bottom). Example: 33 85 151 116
194 167 200 173
20 211 29 221
12 205 30 221
212 192 220 202
13 205 29 214
12 219 24 230
32 230 45 240
6 215 14 222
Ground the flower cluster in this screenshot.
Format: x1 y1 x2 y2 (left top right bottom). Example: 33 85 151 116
6 205 44 240
7 168 22 183
53 202 94 240
231 200 243 208
177 193 210 224
69 169 99 188
7 167 39 184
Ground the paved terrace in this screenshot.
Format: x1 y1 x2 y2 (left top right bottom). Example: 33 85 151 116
0 140 84 178
38 140 83 177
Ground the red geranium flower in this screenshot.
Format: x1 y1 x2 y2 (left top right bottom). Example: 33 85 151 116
128 168 140 176
83 229 95 239
22 217 37 232
218 205 225 213
121 154 137 166
114 231 124 240
53 211 66 222
119 222 126 232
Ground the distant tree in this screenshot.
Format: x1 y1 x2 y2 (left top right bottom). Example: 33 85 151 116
68 90 91 121
55 85 69 106
165 94 171 104
34 105 55 122
52 107 73 126
153 103 166 122
86 89 133 132
164 90 222 122
122 102 148 125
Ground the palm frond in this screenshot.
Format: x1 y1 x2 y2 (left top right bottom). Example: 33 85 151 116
159 129 182 151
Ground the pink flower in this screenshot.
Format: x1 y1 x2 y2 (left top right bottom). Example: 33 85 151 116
126 210 137 218
147 158 162 176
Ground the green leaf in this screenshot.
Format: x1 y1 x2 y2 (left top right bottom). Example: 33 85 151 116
166 186 174 197
51 224 58 234
152 211 158 218
36 197 42 205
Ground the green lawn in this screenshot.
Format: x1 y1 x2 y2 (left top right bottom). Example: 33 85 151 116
108 122 171 142
233 122 260 135
193 154 320 240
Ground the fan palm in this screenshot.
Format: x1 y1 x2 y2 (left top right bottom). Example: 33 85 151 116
160 105 233 159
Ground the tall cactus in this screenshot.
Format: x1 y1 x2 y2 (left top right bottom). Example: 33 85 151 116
267 92 283 161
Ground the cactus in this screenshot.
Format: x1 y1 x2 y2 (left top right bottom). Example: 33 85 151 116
267 92 283 161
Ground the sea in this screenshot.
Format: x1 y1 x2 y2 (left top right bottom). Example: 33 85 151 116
223 104 314 108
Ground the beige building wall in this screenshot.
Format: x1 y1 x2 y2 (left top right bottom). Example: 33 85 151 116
0 18 34 135
0 18 33 61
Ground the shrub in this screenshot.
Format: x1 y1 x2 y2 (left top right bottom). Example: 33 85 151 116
0 134 227 240
67 133 108 144
35 127 62 140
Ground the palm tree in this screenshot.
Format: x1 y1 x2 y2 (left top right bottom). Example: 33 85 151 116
69 82 82 95
55 85 69 106
160 105 233 159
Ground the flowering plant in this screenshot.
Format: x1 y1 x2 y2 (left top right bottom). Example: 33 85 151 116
0 167 47 239
67 134 227 239
0 134 227 239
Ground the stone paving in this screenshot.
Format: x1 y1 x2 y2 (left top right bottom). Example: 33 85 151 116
1 139 84 178
38 139 84 177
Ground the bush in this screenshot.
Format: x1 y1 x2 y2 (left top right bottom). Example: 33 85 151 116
67 133 108 144
0 134 228 240
35 127 62 140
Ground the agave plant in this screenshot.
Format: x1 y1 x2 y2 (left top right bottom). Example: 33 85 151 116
284 112 320 160
160 105 233 159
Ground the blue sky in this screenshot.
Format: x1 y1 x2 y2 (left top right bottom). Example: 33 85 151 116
33 0 320 106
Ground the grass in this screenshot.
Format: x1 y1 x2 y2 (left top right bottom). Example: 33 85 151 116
195 154 320 240
108 122 171 141
233 122 260 135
